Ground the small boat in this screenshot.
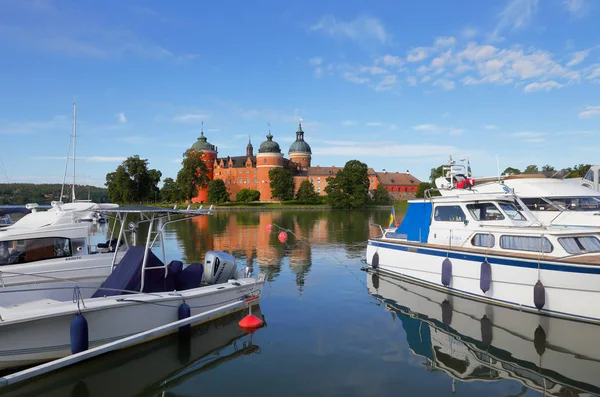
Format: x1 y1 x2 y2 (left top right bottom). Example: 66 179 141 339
0 207 31 228
367 272 600 396
366 186 600 324
0 205 265 370
434 157 600 228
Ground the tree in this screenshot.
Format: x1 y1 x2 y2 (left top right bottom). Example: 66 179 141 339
176 149 210 203
324 160 370 208
296 180 319 204
269 168 294 201
105 155 161 203
415 182 440 198
208 179 230 203
429 165 445 183
160 177 177 203
542 165 556 172
372 185 391 204
502 167 521 175
523 165 539 174
568 164 592 178
236 188 260 203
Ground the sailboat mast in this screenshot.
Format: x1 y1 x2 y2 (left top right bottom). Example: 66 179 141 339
72 102 77 202
59 102 75 202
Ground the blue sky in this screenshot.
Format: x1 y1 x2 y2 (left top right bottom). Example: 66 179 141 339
1 0 599 186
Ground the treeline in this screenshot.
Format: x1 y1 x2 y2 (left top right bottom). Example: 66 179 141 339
0 183 109 205
106 154 394 209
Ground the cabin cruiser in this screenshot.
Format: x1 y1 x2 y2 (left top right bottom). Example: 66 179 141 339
0 205 265 370
367 273 600 396
434 159 600 228
366 190 600 324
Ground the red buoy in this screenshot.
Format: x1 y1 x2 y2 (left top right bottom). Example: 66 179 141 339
278 231 288 243
239 314 263 333
266 224 272 232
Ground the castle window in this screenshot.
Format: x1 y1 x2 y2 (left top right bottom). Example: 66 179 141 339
254 178 257 183
246 169 249 174
317 177 321 183
263 158 266 163
317 187 321 193
238 178 242 184
246 178 249 184
254 169 257 174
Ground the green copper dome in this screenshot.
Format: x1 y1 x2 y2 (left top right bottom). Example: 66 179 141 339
191 130 216 152
258 132 281 153
289 122 312 154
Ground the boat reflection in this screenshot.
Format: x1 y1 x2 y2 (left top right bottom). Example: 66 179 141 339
367 272 600 396
1 307 265 397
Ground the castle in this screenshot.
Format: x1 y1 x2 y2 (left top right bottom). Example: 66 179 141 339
189 123 421 203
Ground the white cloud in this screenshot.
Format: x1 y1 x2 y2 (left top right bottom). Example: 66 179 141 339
523 81 563 92
493 0 539 39
116 112 127 123
434 36 456 47
563 0 588 16
366 122 383 127
485 125 499 130
510 131 545 139
374 75 397 91
359 66 388 75
378 54 404 68
578 105 600 119
309 57 323 66
406 76 417 86
342 120 359 126
433 79 455 90
342 72 369 84
461 27 478 39
412 124 465 135
310 15 390 44
407 47 428 62
412 124 440 132
172 113 208 123
567 50 589 67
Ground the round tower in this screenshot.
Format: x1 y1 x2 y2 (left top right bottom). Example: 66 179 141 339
288 121 311 169
256 130 283 201
189 129 217 204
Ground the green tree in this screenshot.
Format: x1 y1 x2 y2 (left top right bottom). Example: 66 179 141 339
269 168 294 201
236 188 260 203
208 179 230 203
296 180 319 204
502 167 521 175
523 165 539 174
415 182 440 198
542 165 556 172
429 165 445 183
176 149 210 203
160 177 177 203
324 160 370 208
372 185 391 204
568 164 592 178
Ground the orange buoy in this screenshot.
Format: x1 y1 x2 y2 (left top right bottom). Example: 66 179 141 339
266 224 272 232
238 314 263 333
278 231 288 243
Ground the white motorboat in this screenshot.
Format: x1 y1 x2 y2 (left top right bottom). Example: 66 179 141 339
366 187 600 324
0 205 265 370
434 158 600 228
367 272 600 396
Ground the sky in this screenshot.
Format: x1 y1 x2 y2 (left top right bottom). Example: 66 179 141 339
0 0 599 187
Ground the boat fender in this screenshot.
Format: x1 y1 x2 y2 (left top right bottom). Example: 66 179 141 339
480 315 493 348
441 299 452 326
480 261 492 293
70 314 89 354
534 325 546 356
371 273 380 290
178 302 191 336
441 258 452 287
371 252 379 269
533 280 545 310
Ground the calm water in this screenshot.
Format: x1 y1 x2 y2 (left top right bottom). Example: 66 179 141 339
3 209 600 397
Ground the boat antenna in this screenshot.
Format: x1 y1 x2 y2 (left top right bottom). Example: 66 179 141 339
60 101 76 202
72 100 77 202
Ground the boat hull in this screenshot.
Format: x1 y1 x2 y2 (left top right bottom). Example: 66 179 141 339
0 278 264 370
366 239 600 323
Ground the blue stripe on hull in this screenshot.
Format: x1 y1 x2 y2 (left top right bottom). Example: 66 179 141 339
368 240 600 274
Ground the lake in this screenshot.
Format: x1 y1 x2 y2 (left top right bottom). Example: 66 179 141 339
3 209 599 397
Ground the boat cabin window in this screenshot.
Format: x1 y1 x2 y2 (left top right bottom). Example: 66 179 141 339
466 203 504 221
498 202 526 221
0 237 72 265
471 233 495 248
558 236 600 254
499 235 553 253
547 197 600 211
520 198 559 211
584 169 595 182
434 205 466 222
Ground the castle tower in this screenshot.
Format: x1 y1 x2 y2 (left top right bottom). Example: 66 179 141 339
189 129 217 203
256 129 283 201
246 136 253 158
288 121 312 169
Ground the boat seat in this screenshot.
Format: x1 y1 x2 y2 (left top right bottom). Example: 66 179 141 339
175 263 204 291
165 260 183 291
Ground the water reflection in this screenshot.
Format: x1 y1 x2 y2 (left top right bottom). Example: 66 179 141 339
367 272 600 396
2 307 264 397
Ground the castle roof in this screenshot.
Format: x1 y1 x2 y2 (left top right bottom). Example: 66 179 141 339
190 130 216 152
258 131 281 154
289 122 312 154
377 172 421 186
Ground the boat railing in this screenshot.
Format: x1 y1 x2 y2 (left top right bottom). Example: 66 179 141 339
369 222 385 237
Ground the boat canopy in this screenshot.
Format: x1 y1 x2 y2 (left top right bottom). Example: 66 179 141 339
396 202 432 242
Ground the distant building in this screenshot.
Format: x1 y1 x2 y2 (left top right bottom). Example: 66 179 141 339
187 123 420 202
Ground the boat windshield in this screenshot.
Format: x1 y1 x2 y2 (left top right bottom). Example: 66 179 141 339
544 196 600 211
498 202 527 221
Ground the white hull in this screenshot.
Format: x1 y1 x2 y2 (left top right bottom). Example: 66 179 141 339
367 272 600 396
366 240 600 323
0 278 264 370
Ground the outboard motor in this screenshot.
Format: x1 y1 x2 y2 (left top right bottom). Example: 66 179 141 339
203 251 237 285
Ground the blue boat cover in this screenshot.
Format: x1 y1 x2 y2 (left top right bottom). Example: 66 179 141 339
395 202 432 242
91 246 168 297
176 263 204 290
